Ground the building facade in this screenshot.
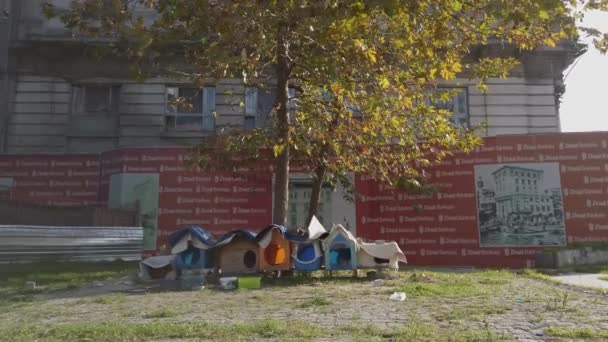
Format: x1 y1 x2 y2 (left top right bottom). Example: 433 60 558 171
0 0 583 154
288 177 333 229
476 176 497 226
493 166 554 222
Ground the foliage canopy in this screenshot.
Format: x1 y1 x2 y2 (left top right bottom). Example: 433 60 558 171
45 0 606 223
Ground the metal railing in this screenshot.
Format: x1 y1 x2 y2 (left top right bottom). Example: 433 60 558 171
0 225 143 263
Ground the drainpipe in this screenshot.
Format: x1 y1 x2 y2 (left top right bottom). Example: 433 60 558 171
0 0 11 152
551 61 562 133
0 0 17 153
483 90 488 136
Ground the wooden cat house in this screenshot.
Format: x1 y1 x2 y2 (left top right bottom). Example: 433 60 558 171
215 230 259 275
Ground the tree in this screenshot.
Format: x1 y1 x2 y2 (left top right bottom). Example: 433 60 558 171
46 0 605 226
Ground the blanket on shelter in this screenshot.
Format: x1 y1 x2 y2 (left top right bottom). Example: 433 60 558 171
358 239 407 268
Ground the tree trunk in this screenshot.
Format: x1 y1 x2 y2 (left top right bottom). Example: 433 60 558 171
272 23 290 225
307 165 326 225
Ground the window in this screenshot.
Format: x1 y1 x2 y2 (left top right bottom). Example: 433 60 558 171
245 87 258 129
165 86 215 131
73 85 120 115
290 215 297 227
429 87 468 128
244 86 296 129
70 85 121 139
288 87 297 111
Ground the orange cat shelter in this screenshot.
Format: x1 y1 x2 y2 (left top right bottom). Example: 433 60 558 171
257 225 291 272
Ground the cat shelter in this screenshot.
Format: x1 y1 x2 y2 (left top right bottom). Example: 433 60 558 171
292 241 324 272
257 225 291 272
139 255 176 280
214 230 260 275
169 226 215 271
290 216 327 272
322 224 358 271
356 239 407 270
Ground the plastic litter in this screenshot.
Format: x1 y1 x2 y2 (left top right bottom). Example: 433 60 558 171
25 281 36 289
219 277 237 290
238 276 262 289
389 292 406 301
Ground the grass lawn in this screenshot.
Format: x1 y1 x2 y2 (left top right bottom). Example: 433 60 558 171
2 320 508 342
1 263 608 341
0 261 136 306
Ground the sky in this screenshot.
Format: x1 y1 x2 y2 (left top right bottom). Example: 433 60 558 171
560 10 608 132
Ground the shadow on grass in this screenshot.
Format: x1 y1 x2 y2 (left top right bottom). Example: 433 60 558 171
261 270 374 288
0 261 138 307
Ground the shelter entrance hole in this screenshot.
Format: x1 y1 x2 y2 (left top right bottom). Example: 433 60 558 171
264 243 287 266
329 243 351 268
373 257 390 264
297 244 315 262
243 250 257 268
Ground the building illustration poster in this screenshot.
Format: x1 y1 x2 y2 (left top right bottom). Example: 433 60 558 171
475 163 566 247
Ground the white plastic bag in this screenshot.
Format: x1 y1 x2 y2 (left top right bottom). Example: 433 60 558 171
389 292 406 301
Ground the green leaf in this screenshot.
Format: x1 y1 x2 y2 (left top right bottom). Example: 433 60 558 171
379 77 390 89
273 144 285 158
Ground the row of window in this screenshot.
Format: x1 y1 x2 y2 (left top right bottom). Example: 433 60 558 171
515 178 537 186
498 203 553 214
71 84 469 131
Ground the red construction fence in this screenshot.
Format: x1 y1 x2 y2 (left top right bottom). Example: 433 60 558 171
1 131 607 268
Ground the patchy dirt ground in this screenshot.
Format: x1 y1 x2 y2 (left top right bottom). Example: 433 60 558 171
1 269 608 341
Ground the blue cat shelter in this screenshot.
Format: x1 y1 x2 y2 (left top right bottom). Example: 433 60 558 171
322 224 358 271
288 216 327 272
169 226 215 271
292 241 323 272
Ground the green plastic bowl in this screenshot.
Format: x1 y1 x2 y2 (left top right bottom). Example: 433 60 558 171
238 276 261 289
